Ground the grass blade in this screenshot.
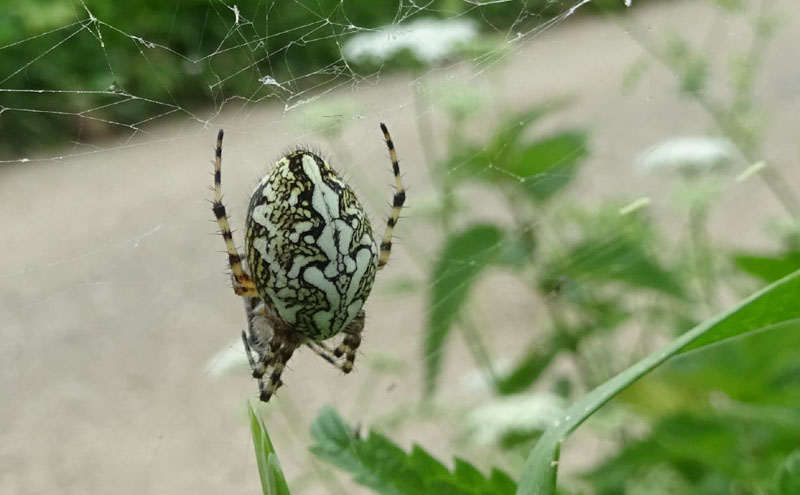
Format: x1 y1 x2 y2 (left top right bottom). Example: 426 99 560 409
517 268 800 495
248 402 291 495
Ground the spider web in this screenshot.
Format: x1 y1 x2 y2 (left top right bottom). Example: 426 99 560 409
3 0 799 494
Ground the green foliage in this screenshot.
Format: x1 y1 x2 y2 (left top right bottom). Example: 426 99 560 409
251 4 800 490
495 343 558 396
773 450 800 495
446 103 575 185
425 224 504 397
732 251 800 283
546 228 684 298
663 36 709 97
310 405 516 495
424 102 603 397
0 0 590 157
590 326 800 494
248 403 291 495
514 131 589 203
216 3 800 494
517 269 800 495
2 0 397 155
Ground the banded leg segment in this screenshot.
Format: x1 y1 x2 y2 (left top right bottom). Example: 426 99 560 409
212 129 258 297
305 341 337 366
259 342 298 402
378 123 406 270
333 312 366 373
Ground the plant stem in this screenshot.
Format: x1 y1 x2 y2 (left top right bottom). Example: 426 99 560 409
458 314 500 389
688 204 716 313
623 11 800 220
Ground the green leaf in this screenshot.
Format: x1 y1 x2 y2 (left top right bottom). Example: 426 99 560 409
733 251 800 282
248 403 291 495
447 102 569 183
311 405 516 495
665 36 708 97
443 145 492 183
551 236 685 298
495 344 557 396
485 104 568 162
510 131 589 203
495 228 537 269
425 224 504 397
773 450 800 495
591 324 800 493
517 269 800 495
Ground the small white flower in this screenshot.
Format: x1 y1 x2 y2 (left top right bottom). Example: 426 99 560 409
343 18 477 64
466 393 566 445
637 136 735 175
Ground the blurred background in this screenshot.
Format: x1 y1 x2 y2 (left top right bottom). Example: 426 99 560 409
2 0 800 494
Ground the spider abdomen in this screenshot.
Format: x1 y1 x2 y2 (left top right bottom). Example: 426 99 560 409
244 151 378 340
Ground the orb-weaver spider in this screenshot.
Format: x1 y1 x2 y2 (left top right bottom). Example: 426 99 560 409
212 124 405 402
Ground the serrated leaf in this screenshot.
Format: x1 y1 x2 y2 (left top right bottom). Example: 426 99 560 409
310 407 400 494
453 457 488 488
426 224 505 397
488 469 518 494
311 406 516 495
409 446 451 480
517 269 800 495
248 403 291 495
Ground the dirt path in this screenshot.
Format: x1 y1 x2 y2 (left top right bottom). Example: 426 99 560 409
1 1 798 494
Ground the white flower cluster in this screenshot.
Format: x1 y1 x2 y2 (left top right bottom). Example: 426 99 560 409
343 18 477 65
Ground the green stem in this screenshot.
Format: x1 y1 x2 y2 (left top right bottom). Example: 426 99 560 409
411 76 439 186
622 11 800 220
458 315 500 389
688 204 716 313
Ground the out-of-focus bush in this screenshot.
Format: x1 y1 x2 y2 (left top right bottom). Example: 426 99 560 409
0 0 619 157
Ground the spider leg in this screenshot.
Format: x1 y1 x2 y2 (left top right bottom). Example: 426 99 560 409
377 123 406 270
304 341 337 366
312 339 337 355
241 330 258 372
332 311 365 374
212 129 259 297
243 297 272 378
259 341 298 402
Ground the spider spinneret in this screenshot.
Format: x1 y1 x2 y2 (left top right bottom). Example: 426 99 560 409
212 124 405 402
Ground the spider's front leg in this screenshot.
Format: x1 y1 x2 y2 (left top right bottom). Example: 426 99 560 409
333 310 365 374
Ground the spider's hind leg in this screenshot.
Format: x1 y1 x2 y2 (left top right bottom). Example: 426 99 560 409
258 341 298 402
332 311 365 374
305 341 338 366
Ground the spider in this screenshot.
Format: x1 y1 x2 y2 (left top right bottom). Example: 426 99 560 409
212 124 405 402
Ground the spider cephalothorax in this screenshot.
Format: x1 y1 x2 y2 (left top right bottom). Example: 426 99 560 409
212 124 405 402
